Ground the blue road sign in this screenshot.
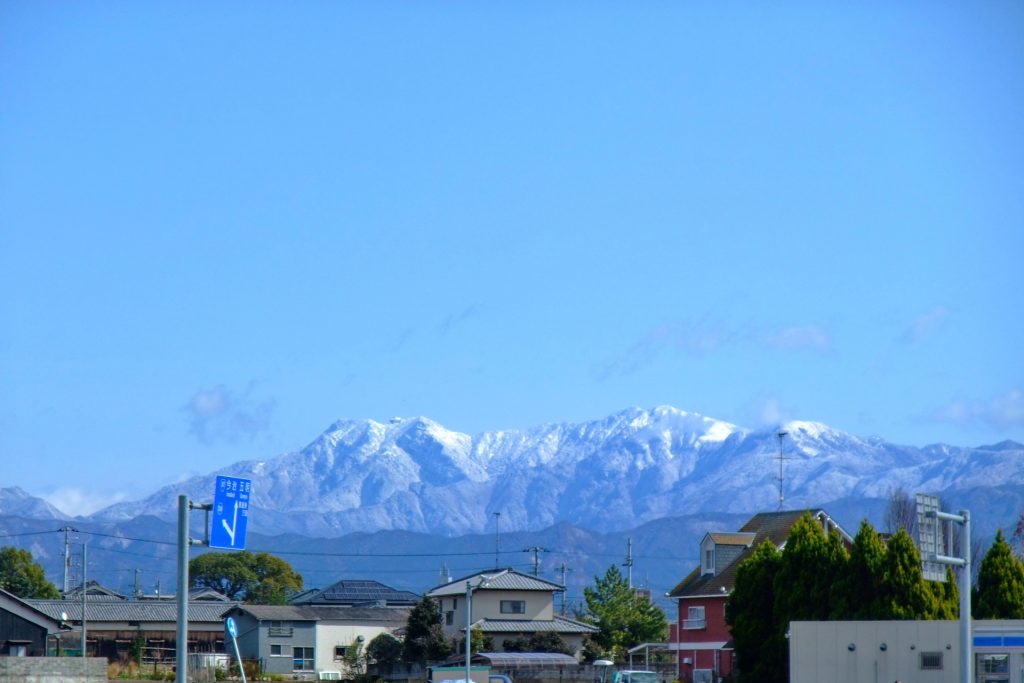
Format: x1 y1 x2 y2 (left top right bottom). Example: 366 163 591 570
226 616 238 638
210 476 252 550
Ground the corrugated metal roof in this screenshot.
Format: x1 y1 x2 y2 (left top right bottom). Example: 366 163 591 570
428 569 563 597
474 616 598 634
471 652 580 668
27 600 238 623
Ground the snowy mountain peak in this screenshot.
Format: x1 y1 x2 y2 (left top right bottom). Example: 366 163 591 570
84 407 1024 538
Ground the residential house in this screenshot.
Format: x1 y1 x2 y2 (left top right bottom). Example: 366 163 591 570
222 604 410 680
666 509 852 682
426 568 598 659
0 588 66 657
28 595 237 663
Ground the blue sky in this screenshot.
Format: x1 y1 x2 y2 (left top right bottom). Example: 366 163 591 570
1 2 1021 515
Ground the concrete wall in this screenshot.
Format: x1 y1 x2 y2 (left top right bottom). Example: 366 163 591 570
0 656 106 683
789 621 959 683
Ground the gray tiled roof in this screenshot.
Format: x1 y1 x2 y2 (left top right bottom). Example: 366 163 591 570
474 616 598 634
224 604 410 625
428 569 563 597
28 600 239 623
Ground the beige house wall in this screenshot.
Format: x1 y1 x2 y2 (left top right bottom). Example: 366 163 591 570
438 590 554 635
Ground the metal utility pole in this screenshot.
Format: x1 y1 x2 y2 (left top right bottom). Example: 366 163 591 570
775 431 790 510
80 544 87 657
557 562 573 615
523 546 548 577
60 526 78 595
923 506 972 683
493 512 501 570
623 538 634 588
177 495 213 683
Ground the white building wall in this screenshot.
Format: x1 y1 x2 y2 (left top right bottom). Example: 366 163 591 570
789 621 959 683
314 623 397 676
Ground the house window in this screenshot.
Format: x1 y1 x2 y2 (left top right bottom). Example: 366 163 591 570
334 646 348 660
704 549 714 574
7 644 27 657
500 600 526 614
269 620 293 637
446 610 455 625
453 597 458 610
920 652 942 670
293 646 314 671
270 644 283 656
684 606 706 630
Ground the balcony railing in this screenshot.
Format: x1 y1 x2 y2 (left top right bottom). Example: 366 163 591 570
682 618 706 630
268 626 294 637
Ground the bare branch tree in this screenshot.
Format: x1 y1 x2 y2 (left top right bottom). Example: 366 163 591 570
884 486 917 538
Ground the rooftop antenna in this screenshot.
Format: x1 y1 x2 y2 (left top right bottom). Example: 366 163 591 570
439 561 452 585
776 430 790 510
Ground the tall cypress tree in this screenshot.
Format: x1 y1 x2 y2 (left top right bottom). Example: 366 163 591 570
832 520 886 619
974 530 1024 619
726 540 784 683
879 529 933 619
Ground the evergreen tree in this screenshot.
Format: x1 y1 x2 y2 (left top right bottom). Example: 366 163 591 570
0 547 60 599
583 565 667 661
926 567 959 620
832 520 887 619
974 530 1024 619
878 529 933 619
774 514 847 624
403 596 452 663
725 540 783 683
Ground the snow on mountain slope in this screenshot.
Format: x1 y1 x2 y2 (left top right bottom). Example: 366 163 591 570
87 407 1024 537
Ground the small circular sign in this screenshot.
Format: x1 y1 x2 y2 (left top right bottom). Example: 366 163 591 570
226 616 238 638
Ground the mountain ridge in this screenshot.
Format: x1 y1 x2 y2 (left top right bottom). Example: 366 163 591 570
74 405 1023 538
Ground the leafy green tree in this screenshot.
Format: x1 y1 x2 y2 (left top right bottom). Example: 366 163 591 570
584 565 667 662
457 627 493 655
0 547 60 599
367 633 403 665
501 636 530 652
189 551 301 604
528 631 573 654
403 596 452 663
726 540 784 683
974 530 1024 619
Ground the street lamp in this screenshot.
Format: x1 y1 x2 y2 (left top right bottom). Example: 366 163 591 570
465 576 491 683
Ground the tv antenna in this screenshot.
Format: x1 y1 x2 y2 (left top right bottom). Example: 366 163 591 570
775 430 790 510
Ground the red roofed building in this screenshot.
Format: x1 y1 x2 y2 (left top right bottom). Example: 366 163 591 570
666 510 851 683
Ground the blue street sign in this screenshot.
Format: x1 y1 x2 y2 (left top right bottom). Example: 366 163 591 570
226 616 238 638
210 476 252 550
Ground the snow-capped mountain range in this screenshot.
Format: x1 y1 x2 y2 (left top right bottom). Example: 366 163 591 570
77 405 1022 537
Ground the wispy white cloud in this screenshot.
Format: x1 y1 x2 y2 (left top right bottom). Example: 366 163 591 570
762 325 833 353
743 394 797 428
183 384 275 445
595 318 832 379
594 318 739 379
41 488 128 517
930 388 1024 430
901 306 951 344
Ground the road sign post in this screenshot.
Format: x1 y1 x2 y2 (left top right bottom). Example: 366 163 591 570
210 476 252 551
226 616 247 683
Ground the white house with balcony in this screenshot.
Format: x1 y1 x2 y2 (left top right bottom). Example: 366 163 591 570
426 568 598 659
